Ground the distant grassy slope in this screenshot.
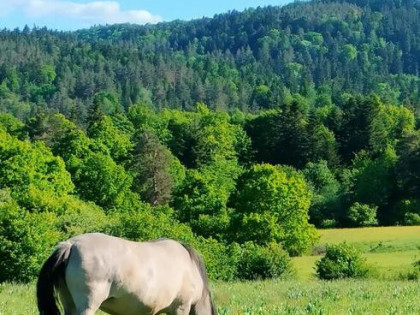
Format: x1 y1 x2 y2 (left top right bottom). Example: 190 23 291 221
317 226 420 253
293 226 420 279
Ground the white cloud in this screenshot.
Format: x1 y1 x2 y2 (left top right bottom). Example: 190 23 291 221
1 0 162 25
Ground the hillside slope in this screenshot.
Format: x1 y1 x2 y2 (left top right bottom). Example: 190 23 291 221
0 0 419 120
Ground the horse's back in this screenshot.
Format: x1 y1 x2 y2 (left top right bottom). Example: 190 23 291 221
64 233 203 314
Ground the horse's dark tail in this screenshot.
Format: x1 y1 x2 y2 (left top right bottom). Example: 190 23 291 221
182 244 218 315
36 242 72 315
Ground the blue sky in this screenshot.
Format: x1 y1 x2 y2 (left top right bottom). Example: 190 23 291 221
0 0 292 31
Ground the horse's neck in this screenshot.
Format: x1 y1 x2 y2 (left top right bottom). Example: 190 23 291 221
192 292 215 315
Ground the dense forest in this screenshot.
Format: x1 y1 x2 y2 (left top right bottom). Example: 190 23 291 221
0 0 419 117
0 0 419 283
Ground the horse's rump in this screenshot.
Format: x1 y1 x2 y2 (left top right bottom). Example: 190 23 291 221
37 241 73 315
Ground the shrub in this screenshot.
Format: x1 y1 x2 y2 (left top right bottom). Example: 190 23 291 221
404 212 420 226
316 243 369 280
0 197 60 282
195 237 241 281
393 199 420 225
320 219 338 229
56 197 108 238
237 242 292 280
108 203 195 244
347 202 378 227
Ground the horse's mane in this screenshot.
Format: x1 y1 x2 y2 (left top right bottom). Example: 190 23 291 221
182 244 217 315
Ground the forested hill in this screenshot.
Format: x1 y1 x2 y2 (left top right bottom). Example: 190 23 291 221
0 0 420 121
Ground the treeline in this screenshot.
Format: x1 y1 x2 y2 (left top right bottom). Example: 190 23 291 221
0 0 419 121
0 93 419 282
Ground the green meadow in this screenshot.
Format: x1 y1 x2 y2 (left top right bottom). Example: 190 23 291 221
293 226 420 280
1 279 419 315
1 226 419 315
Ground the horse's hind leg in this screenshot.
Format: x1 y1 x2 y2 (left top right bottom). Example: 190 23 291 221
57 278 76 315
173 303 192 315
67 280 111 315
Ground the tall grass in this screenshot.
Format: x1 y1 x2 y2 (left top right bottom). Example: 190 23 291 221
214 280 420 314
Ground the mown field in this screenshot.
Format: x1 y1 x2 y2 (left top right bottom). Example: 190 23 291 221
1 226 419 315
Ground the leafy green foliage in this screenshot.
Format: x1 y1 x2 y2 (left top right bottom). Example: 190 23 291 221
245 101 310 168
0 129 74 208
0 113 25 139
131 131 184 205
0 194 60 282
194 238 241 281
404 212 420 226
396 131 420 199
172 165 235 240
55 197 108 238
72 152 133 209
316 243 369 280
236 242 291 280
351 149 397 208
230 164 318 255
108 205 195 244
88 115 133 162
394 199 420 226
347 202 378 227
338 96 381 162
303 161 341 227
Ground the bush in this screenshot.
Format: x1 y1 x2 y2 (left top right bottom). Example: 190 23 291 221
316 243 369 280
108 203 195 244
237 242 292 280
320 219 338 229
0 197 60 282
404 212 420 226
347 202 378 227
392 199 420 225
56 197 108 238
195 237 241 281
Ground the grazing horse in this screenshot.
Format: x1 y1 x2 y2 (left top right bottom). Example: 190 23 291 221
37 233 217 315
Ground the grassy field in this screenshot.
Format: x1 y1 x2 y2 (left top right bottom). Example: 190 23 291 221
293 226 420 280
316 226 420 253
1 280 419 314
1 226 419 314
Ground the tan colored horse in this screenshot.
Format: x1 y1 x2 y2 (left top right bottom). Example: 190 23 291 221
37 233 217 315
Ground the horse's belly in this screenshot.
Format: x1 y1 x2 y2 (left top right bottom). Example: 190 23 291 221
100 295 153 315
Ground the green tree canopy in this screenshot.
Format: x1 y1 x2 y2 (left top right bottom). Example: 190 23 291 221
230 164 318 256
